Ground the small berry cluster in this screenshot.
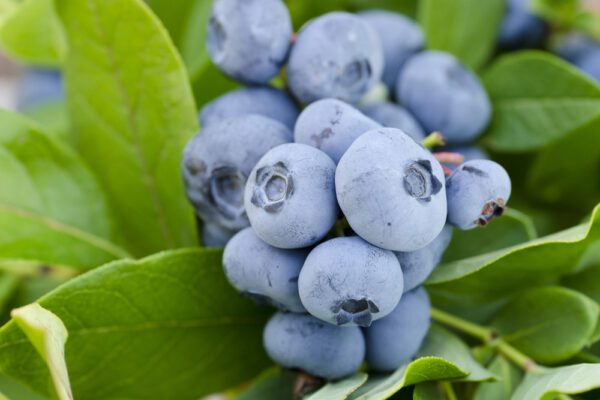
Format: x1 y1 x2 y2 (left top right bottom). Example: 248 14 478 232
182 0 512 380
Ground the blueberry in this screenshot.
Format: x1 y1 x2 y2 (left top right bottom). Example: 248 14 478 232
358 10 424 91
554 33 600 82
298 236 403 327
294 98 381 164
199 87 300 130
223 227 307 312
202 222 236 248
17 69 63 110
446 160 511 230
287 12 384 104
336 128 447 252
360 101 425 142
396 51 491 143
264 312 365 380
207 0 292 84
182 115 291 230
365 287 431 371
244 143 338 249
395 225 453 293
498 0 546 50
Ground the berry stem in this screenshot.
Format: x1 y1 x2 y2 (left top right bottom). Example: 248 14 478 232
421 132 446 149
430 307 544 373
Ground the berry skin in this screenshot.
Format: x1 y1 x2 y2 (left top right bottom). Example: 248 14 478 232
264 312 365 380
223 228 307 312
287 12 384 104
395 225 453 293
199 87 300 130
360 101 425 142
294 98 381 164
554 34 600 83
182 115 291 230
17 69 63 110
207 0 292 85
446 160 512 230
365 287 431 371
336 128 447 252
298 236 403 327
498 0 546 50
358 10 424 91
202 222 236 248
244 143 338 249
396 51 491 143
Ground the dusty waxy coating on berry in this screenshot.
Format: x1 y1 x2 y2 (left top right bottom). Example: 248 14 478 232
182 114 291 230
446 160 511 230
298 236 403 327
251 162 294 213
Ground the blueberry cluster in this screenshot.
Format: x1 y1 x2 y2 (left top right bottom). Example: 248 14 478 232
182 0 512 380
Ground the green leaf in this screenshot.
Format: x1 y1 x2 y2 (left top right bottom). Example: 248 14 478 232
11 304 72 400
55 0 198 257
418 0 505 69
0 110 128 269
563 263 600 304
0 0 66 66
527 114 600 209
530 0 578 25
0 248 271 399
427 203 600 307
474 356 523 400
347 325 494 400
413 382 446 400
483 51 600 152
0 273 18 315
306 373 368 400
236 368 296 400
23 101 71 147
512 364 600 400
443 208 537 263
492 287 599 364
0 373 45 400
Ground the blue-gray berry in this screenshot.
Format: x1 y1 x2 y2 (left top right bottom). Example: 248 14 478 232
207 0 292 84
554 33 600 82
446 160 511 230
365 287 431 371
299 236 403 327
244 143 338 249
396 51 491 143
498 0 546 50
17 69 63 110
395 225 453 293
182 114 291 230
360 101 425 142
264 312 365 380
294 98 381 164
287 12 384 104
223 227 306 312
336 128 447 252
358 10 424 91
202 222 236 248
199 87 299 130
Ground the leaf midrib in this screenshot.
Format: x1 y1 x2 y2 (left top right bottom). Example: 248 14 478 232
0 201 131 259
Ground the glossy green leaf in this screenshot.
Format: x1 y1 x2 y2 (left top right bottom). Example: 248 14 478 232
443 208 537 263
0 110 127 269
0 0 66 66
0 248 271 399
418 0 505 69
0 273 18 315
427 203 600 307
236 368 296 400
12 304 72 400
493 287 599 364
306 373 368 400
413 382 446 400
483 51 600 152
23 101 71 147
474 356 523 400
512 364 600 400
56 0 198 257
348 325 494 400
563 263 600 304
0 374 45 400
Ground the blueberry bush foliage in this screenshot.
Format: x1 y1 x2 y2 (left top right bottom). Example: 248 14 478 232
0 0 600 399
